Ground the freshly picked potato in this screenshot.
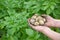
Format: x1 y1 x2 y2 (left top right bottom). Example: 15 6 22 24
30 14 46 26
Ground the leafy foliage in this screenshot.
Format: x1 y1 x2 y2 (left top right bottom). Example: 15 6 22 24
0 0 60 40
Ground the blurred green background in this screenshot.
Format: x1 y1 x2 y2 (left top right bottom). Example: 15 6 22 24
0 0 60 40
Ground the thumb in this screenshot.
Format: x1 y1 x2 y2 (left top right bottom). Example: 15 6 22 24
41 14 53 20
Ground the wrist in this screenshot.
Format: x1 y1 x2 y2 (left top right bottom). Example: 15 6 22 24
53 19 60 27
41 27 50 33
49 19 56 27
52 19 56 27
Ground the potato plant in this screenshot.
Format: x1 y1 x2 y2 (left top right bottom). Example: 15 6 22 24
0 0 60 40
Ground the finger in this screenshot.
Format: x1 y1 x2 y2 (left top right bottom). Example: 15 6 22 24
41 14 53 21
47 16 53 20
41 14 47 17
41 14 49 20
42 14 52 19
41 14 47 18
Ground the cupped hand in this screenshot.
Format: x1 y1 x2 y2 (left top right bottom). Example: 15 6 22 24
28 18 49 32
41 14 55 27
28 18 60 40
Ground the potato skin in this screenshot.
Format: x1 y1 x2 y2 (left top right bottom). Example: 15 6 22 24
32 16 37 19
34 22 39 26
30 18 35 24
39 20 44 25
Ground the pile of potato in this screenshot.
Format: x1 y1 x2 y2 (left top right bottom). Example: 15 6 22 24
30 14 46 26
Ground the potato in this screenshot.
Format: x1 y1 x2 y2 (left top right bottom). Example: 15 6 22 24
42 18 46 22
32 15 37 19
37 16 43 20
34 14 38 17
34 22 39 26
30 18 35 24
32 14 39 19
39 20 44 25
36 16 43 21
30 14 46 26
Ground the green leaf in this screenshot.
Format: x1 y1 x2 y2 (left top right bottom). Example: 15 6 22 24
46 8 52 15
41 5 49 10
34 34 40 39
50 5 55 10
7 28 16 35
53 9 60 19
42 1 49 5
26 29 34 36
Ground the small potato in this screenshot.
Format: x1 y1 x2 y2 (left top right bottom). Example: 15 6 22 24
36 16 42 21
38 16 43 20
39 20 44 25
36 16 43 22
42 18 46 22
34 22 39 26
30 18 35 24
35 18 39 22
34 14 38 17
32 15 37 19
32 14 39 19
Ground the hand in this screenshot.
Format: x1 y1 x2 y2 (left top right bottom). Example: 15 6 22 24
28 18 60 40
41 14 55 27
28 18 49 32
